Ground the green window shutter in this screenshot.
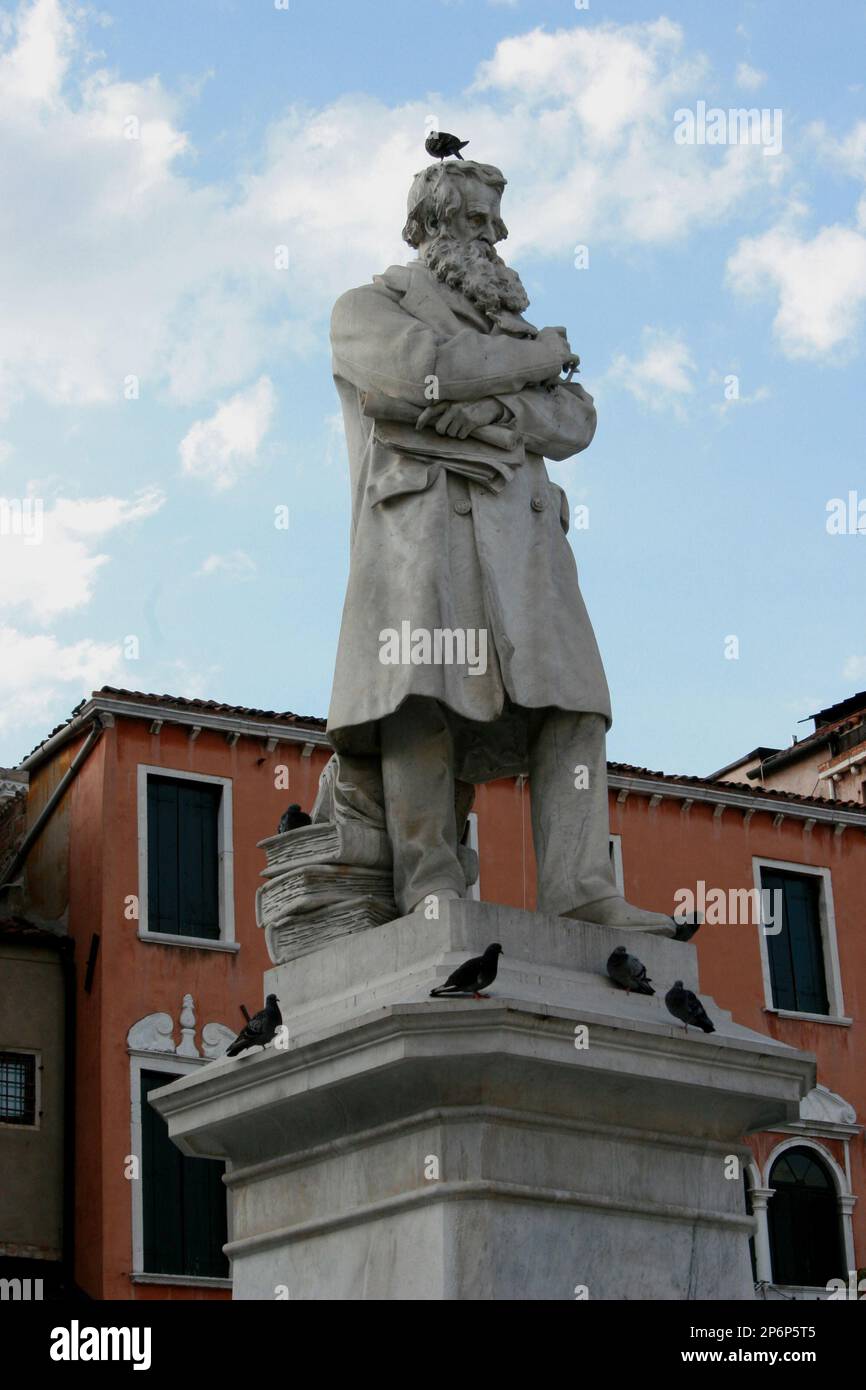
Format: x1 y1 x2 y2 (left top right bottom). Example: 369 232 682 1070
148 778 180 935
762 869 829 1015
147 776 222 940
178 782 221 940
783 874 829 1014
141 1071 229 1279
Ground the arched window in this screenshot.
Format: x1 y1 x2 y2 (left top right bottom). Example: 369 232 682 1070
742 1170 757 1283
768 1146 845 1287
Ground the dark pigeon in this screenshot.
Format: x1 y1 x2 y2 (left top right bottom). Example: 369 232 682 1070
425 130 469 161
665 981 715 1034
606 945 654 995
226 994 282 1056
430 943 502 998
278 803 311 834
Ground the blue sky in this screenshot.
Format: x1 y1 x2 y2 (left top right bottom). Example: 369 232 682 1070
1 0 865 774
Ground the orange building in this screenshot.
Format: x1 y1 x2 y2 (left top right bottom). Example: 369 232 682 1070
1 685 863 1300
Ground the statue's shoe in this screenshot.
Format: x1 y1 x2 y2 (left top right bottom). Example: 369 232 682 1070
562 895 678 937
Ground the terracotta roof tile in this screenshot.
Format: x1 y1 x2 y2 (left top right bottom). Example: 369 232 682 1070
19 691 865 815
96 686 327 729
607 761 864 812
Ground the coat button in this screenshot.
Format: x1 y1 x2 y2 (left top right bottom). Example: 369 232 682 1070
453 499 472 515
530 494 546 512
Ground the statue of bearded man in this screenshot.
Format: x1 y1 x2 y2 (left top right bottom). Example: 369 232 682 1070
326 158 677 935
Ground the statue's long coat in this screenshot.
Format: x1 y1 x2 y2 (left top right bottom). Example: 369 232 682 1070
327 261 611 783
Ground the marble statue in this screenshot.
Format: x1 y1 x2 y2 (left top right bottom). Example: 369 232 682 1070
325 157 677 935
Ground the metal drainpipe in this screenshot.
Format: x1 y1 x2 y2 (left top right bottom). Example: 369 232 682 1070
0 716 106 890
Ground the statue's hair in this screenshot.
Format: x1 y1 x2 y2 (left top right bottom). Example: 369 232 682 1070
402 160 508 248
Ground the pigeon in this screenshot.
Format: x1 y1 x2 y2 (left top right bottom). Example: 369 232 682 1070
430 943 502 998
606 945 654 996
226 994 282 1056
664 981 715 1034
425 130 469 161
278 803 311 834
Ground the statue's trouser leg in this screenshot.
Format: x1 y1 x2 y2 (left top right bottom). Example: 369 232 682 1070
528 708 620 917
380 696 465 915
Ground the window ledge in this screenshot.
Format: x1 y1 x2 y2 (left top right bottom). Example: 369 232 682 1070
138 931 239 954
131 1273 232 1289
763 1008 852 1027
756 1282 833 1301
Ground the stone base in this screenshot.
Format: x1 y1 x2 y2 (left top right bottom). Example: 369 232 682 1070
151 900 815 1300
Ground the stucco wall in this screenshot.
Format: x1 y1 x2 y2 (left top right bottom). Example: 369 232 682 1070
0 940 64 1260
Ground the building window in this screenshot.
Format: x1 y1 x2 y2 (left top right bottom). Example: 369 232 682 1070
760 867 829 1015
0 1051 37 1126
138 766 236 948
768 1147 845 1288
140 1070 228 1279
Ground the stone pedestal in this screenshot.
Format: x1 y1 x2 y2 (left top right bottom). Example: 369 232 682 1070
150 901 815 1300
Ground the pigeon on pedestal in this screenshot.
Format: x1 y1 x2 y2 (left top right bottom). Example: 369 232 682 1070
665 981 715 1034
430 943 502 998
606 946 654 995
226 994 282 1056
278 803 311 834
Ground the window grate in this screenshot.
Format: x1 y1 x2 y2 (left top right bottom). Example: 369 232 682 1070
0 1052 37 1125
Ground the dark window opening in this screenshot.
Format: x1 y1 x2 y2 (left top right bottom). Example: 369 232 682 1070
147 775 222 940
0 1052 36 1125
141 1070 229 1279
743 1170 758 1283
768 1147 845 1287
761 868 829 1015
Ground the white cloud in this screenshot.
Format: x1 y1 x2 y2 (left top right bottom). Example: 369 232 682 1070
808 119 866 180
468 20 780 254
725 119 866 359
727 221 866 357
197 550 257 580
0 0 75 106
712 384 770 417
735 62 767 91
0 487 165 622
842 656 866 682
0 3 788 420
607 328 695 414
179 376 276 491
0 625 123 735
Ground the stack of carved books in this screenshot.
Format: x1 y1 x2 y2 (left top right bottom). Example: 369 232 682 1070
256 821 477 963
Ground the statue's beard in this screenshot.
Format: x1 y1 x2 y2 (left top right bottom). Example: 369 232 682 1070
422 234 530 316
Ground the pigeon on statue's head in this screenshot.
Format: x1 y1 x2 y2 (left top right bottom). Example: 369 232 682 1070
606 946 654 995
425 130 469 161
430 943 502 998
664 981 715 1034
226 995 282 1056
